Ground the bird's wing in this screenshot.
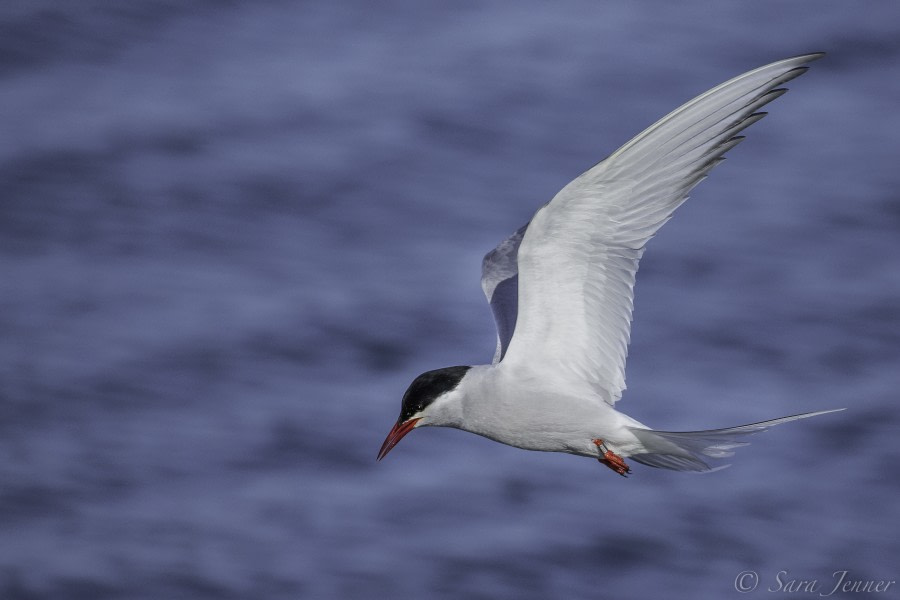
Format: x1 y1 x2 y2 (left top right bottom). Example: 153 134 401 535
481 223 528 364
498 53 823 406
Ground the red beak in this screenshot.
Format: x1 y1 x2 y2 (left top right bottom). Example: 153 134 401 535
377 418 421 461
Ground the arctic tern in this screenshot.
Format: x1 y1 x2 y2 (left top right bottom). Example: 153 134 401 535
378 53 842 475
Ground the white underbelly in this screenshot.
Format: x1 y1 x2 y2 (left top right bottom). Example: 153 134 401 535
459 381 643 457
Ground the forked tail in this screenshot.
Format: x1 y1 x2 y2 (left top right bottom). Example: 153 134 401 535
627 409 844 472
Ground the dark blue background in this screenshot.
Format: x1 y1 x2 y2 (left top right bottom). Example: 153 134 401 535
2 2 898 598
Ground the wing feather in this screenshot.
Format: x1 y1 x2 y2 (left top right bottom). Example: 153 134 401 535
495 54 822 405
481 224 528 363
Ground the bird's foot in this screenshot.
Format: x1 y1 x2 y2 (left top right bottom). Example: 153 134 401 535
592 439 631 477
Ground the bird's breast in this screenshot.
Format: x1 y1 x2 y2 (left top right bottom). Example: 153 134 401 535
458 369 616 455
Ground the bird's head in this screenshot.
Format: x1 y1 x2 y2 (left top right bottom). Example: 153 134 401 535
377 365 471 461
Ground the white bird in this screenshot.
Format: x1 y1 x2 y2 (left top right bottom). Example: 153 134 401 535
378 53 842 475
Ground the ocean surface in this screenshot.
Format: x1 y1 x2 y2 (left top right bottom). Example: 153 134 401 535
1 2 899 598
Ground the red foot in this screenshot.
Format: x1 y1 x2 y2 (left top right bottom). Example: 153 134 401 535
592 439 631 477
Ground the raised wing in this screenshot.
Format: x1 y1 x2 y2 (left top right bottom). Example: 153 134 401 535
481 224 527 363
498 53 823 405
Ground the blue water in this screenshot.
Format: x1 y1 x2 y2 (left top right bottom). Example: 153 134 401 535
2 2 899 598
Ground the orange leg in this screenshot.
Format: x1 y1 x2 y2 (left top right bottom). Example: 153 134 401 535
592 439 631 477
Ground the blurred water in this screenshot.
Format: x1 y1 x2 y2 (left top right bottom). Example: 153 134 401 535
1 2 899 598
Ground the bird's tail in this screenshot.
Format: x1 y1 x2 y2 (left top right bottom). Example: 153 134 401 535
626 409 844 472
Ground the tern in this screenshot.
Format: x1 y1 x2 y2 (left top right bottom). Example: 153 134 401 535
378 53 842 475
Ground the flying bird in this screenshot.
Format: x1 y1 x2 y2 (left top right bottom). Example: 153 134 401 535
378 53 842 475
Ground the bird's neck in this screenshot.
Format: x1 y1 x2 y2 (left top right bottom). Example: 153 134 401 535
424 364 494 429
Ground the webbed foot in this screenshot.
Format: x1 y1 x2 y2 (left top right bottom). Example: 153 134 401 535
592 438 631 477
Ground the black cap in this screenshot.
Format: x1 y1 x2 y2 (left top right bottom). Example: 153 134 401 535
399 366 471 422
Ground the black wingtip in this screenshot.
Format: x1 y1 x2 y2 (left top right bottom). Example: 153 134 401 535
795 51 826 62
